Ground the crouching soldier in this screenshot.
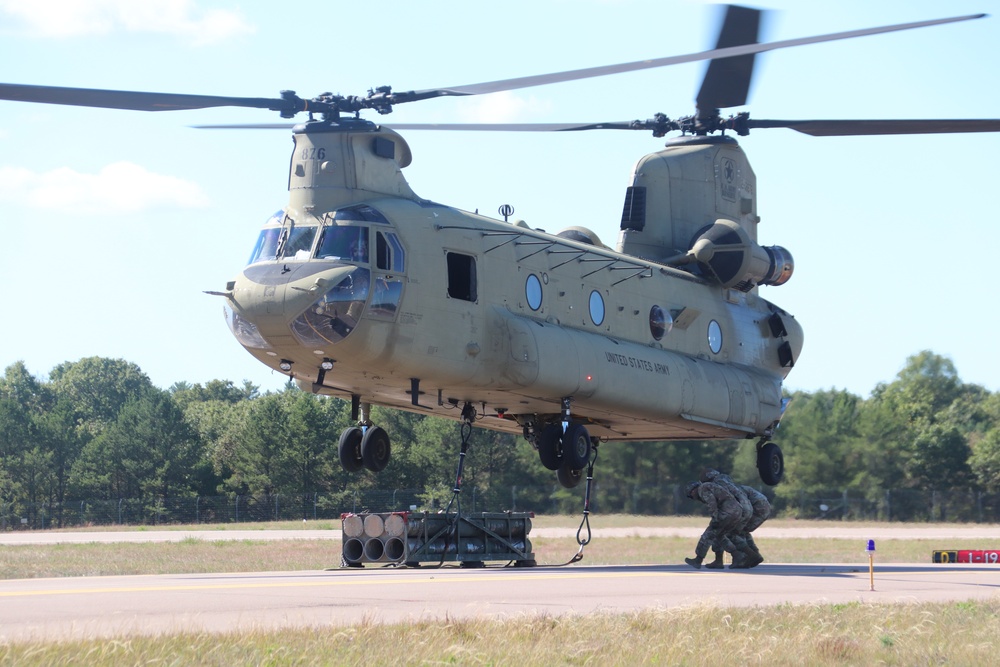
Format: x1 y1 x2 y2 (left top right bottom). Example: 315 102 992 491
683 480 755 570
701 468 755 569
737 484 771 567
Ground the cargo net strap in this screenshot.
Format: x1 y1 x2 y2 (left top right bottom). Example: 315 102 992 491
428 419 474 568
535 443 599 568
554 443 597 567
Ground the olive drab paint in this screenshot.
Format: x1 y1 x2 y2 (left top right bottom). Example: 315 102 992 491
224 121 803 447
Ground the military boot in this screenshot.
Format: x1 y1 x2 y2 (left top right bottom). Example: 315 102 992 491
684 556 703 569
747 551 764 568
729 550 754 569
704 550 725 569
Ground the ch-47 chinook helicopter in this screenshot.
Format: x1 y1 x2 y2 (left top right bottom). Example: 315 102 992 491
3 6 999 490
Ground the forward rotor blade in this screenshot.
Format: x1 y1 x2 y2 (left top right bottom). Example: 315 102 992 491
0 82 297 114
194 119 1000 137
696 5 762 115
403 13 985 101
192 121 642 131
747 118 1000 136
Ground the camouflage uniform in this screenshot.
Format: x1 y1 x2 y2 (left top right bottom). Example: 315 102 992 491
684 481 748 569
739 484 771 564
700 469 754 568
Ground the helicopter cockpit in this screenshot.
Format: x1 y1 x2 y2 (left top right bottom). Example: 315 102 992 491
230 204 407 351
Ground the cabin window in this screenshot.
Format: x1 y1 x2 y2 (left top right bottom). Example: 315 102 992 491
708 320 723 354
589 290 605 326
650 305 672 341
525 274 542 310
446 252 477 302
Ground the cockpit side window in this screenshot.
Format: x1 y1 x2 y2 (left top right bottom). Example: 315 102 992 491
376 231 405 272
316 225 369 263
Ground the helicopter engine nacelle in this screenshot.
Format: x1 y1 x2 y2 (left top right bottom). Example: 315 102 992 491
689 219 793 290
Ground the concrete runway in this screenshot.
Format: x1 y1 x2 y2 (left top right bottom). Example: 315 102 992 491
3 561 1000 642
3 526 1000 642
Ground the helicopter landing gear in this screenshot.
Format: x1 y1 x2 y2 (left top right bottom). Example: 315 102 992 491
338 426 363 472
526 399 593 487
537 423 563 470
532 421 591 473
756 439 784 486
562 422 591 470
557 464 583 489
361 426 391 472
338 400 392 473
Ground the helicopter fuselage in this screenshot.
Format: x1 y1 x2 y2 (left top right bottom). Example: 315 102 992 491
223 119 803 444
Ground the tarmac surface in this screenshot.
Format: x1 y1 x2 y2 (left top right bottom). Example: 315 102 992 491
4 523 1000 544
3 524 1000 641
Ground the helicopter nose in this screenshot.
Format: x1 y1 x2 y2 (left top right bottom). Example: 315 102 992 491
224 264 365 351
288 267 370 347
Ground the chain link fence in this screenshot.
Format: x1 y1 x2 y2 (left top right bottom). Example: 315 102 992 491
4 485 1000 530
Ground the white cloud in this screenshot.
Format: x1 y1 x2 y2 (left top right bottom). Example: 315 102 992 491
455 91 553 124
0 161 210 213
0 0 254 45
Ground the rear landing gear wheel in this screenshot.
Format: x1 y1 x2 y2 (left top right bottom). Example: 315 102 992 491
361 426 391 472
562 422 591 470
338 427 363 472
557 464 583 489
537 423 563 471
756 441 784 486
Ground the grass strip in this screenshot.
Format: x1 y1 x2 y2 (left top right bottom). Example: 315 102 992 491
2 599 998 666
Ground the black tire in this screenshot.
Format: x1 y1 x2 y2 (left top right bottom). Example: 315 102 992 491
338 427 364 472
562 422 591 470
757 442 784 486
557 464 583 489
361 426 391 472
537 423 563 471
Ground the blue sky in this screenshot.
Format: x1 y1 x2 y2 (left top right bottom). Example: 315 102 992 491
0 0 997 398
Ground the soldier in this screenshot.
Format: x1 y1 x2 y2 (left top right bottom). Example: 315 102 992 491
737 484 771 567
683 480 754 570
700 468 755 569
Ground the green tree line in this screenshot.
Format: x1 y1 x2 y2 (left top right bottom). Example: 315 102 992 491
2 351 999 527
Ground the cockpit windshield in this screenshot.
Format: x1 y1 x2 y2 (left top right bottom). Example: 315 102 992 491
316 225 369 263
246 211 317 265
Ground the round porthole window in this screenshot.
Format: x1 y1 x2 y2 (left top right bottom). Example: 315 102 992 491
525 274 542 310
649 305 672 341
708 320 723 354
589 290 605 326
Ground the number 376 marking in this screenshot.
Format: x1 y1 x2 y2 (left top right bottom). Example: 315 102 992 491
301 147 326 160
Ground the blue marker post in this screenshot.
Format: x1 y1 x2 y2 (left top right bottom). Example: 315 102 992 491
866 539 876 591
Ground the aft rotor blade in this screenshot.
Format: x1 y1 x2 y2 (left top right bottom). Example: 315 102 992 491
0 83 301 114
696 5 762 115
384 122 640 132
747 118 1000 136
402 13 985 101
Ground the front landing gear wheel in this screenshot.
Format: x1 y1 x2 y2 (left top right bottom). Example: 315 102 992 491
361 426 391 472
757 441 784 486
338 427 363 472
